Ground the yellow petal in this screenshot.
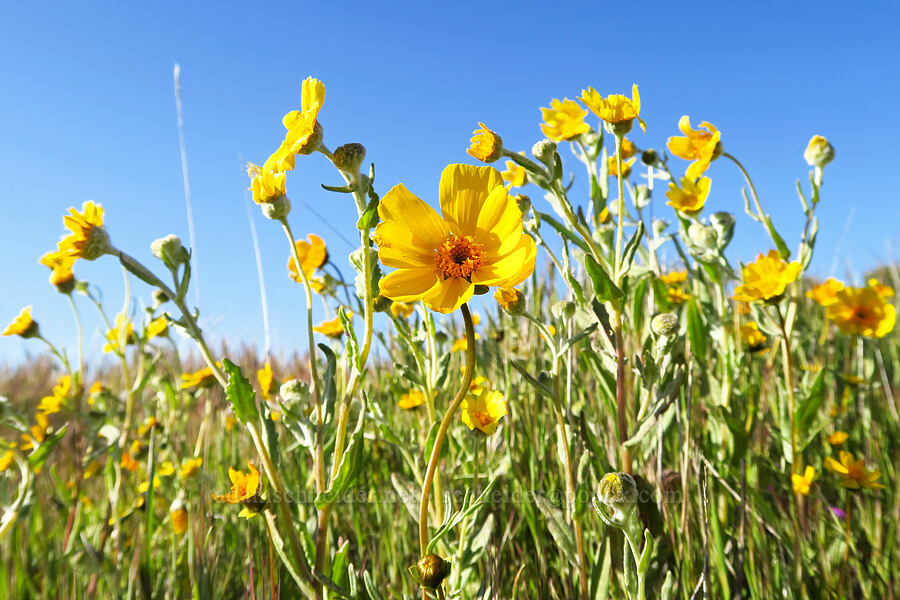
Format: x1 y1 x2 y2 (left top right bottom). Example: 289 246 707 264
378 183 449 247
379 268 440 303
439 164 503 237
472 234 536 288
423 277 475 314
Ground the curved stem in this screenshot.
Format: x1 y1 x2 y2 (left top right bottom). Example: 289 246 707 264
418 304 476 556
723 152 765 221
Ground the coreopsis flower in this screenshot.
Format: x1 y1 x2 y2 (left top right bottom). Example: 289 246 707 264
375 164 536 314
398 390 426 409
257 362 276 399
138 477 162 494
806 278 844 307
825 286 896 338
287 234 328 284
313 315 346 338
804 135 835 168
666 116 722 180
146 316 168 340
460 389 507 434
212 461 263 518
740 322 767 352
246 163 287 204
666 176 711 215
170 498 189 535
179 457 203 480
3 306 40 338
265 77 326 172
19 413 48 453
39 250 76 292
732 250 802 303
390 301 416 319
181 366 217 389
539 98 591 142
579 84 646 133
868 278 895 298
103 313 135 353
825 451 885 490
37 375 71 415
827 431 849 445
501 160 527 188
56 201 111 261
607 156 636 178
792 466 816 496
467 123 503 163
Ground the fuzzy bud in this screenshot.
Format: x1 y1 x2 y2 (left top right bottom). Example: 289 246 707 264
597 472 638 514
551 300 576 320
495 287 526 316
151 235 186 269
688 222 718 251
260 195 292 220
709 211 735 249
650 313 679 338
531 139 558 167
279 379 309 404
641 149 659 167
803 135 834 168
332 143 367 174
410 553 451 590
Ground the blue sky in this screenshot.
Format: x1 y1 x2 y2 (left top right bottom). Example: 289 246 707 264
2 1 899 364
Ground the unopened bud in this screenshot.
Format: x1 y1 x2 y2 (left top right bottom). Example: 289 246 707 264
410 553 451 590
709 211 735 249
641 149 659 166
551 300 576 320
373 294 393 313
153 289 170 304
260 195 292 220
651 313 679 337
514 194 531 215
279 379 309 404
332 143 366 174
531 139 558 166
151 235 186 269
688 222 718 251
597 472 638 513
804 135 834 168
634 184 651 209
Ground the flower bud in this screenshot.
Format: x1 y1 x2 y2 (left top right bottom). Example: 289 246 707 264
410 553 451 590
151 235 186 269
709 211 735 249
332 143 366 174
650 313 679 338
260 195 292 220
153 289 170 305
605 119 633 138
688 222 718 251
551 300 576 320
804 135 834 168
170 498 188 535
597 472 638 514
298 122 324 155
279 379 309 404
51 270 76 295
531 139 558 167
495 287 526 315
652 219 669 237
373 294 393 313
641 149 659 167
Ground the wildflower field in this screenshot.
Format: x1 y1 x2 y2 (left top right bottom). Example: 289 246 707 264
2 77 899 600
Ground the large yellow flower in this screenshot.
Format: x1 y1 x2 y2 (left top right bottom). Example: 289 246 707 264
806 277 844 307
579 84 646 132
667 116 721 180
287 234 328 283
37 375 71 415
825 286 895 338
3 306 39 338
666 176 711 215
375 164 536 314
461 389 508 434
467 123 503 163
246 163 287 204
265 77 326 172
732 250 802 303
540 98 591 142
825 451 885 490
57 201 110 261
182 366 218 389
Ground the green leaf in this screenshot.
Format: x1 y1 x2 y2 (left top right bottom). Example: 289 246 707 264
356 196 380 230
222 359 259 424
584 255 623 306
620 221 645 277
535 211 590 254
533 492 578 567
555 323 598 359
321 183 354 193
764 215 791 260
315 395 367 509
510 360 557 400
685 298 707 362
318 344 338 424
28 425 67 471
795 368 826 435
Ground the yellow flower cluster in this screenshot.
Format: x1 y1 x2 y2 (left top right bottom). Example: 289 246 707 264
732 251 801 303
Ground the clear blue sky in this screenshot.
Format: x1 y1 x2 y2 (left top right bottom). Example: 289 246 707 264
2 1 899 364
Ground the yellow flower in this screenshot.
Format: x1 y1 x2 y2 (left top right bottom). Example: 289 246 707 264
607 156 636 178
825 286 896 338
804 135 834 168
398 390 426 410
620 138 637 159
390 301 416 319
265 76 326 172
732 250 802 303
287 234 328 283
157 461 175 477
138 476 162 494
179 457 203 480
461 389 508 434
136 417 158 438
539 98 591 142
494 287 525 314
39 250 76 290
501 160 527 188
257 362 276 399
666 116 721 179
868 278 895 298
103 313 135 353
375 164 536 314
740 322 767 351
313 315 346 338
120 452 140 472
181 366 217 389
246 163 287 204
212 461 262 517
19 413 49 453
170 499 189 535
3 306 39 338
0 450 14 472
665 176 711 215
791 465 816 496
806 278 844 307
37 375 72 415
660 271 687 286
579 84 646 132
146 316 168 339
827 431 849 445
57 201 110 261
667 286 690 305
825 451 885 490
467 122 503 163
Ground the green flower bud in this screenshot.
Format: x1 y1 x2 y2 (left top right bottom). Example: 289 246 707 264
634 184 651 209
260 195 292 220
532 139 558 167
597 472 638 514
279 379 309 404
641 149 659 166
551 300 576 320
650 313 679 338
151 235 187 269
688 222 718 251
373 294 393 313
709 211 735 249
652 219 670 237
152 289 170 305
332 143 367 174
804 135 834 168
495 287 526 316
409 553 451 590
514 194 531 215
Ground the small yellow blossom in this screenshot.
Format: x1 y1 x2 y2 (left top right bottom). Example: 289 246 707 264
666 176 711 215
37 375 71 415
287 234 328 283
598 206 610 224
827 431 849 445
212 461 262 518
620 138 637 159
667 116 721 179
137 416 158 437
120 452 139 472
501 160 527 188
825 451 885 490
170 499 189 535
246 163 287 204
390 301 416 319
494 287 524 314
103 313 135 353
57 201 110 261
0 450 14 472
3 306 39 338
158 461 175 477
579 84 646 132
667 287 690 305
19 413 49 453
398 390 427 409
179 457 203 480
607 156 636 178
825 286 895 338
806 278 844 307
467 122 503 163
257 362 276 399
146 316 168 339
791 465 816 496
313 315 346 338
265 77 326 172
461 389 508 434
83 460 102 479
539 98 591 142
181 366 218 390
868 278 895 298
451 333 481 352
138 476 161 494
39 250 76 290
660 271 687 286
732 251 802 303
740 322 767 351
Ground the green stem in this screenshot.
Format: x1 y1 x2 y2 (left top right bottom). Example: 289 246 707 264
723 152 765 223
614 133 625 282
67 293 84 392
418 303 476 556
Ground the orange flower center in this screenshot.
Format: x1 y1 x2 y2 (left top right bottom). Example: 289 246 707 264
472 411 493 427
846 461 865 483
435 234 485 281
851 307 873 325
